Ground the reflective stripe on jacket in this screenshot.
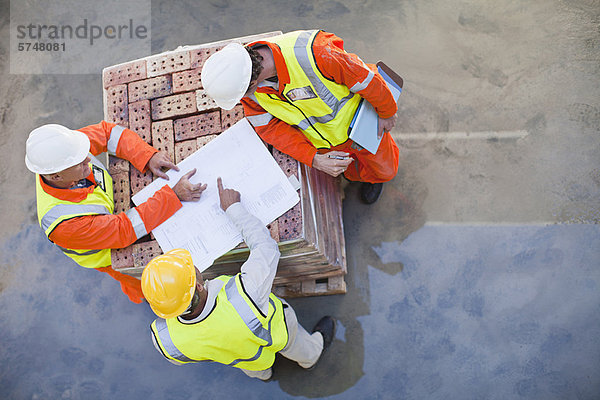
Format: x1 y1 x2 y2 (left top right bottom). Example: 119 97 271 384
151 274 289 371
35 154 145 268
250 30 362 149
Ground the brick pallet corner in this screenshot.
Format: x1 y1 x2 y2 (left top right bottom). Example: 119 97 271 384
103 32 347 298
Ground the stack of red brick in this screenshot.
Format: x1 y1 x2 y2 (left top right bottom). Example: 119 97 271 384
102 33 346 297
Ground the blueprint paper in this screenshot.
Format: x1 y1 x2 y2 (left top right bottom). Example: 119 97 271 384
132 118 300 271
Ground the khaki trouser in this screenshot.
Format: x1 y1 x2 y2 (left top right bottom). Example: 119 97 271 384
241 299 323 380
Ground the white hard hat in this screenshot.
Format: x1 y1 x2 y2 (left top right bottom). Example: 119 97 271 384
25 124 90 174
201 42 252 110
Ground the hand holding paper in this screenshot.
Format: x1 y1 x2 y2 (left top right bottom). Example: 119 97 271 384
147 151 179 180
172 168 207 202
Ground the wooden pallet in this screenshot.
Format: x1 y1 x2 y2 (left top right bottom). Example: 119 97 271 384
272 274 347 298
103 32 347 298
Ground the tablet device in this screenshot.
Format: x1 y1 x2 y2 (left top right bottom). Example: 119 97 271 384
348 62 403 154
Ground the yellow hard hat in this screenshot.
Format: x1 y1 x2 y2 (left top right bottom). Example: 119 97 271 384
141 249 196 319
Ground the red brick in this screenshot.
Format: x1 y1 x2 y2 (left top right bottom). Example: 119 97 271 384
103 60 147 88
128 75 173 102
195 89 218 112
189 45 224 69
196 134 218 149
146 51 191 77
271 148 299 178
108 155 130 175
172 67 203 93
130 167 153 196
173 111 221 141
278 202 302 241
267 220 280 242
151 93 197 120
151 120 175 162
105 85 129 127
111 247 134 270
128 100 152 143
132 240 163 268
221 105 245 130
175 139 198 164
112 172 131 214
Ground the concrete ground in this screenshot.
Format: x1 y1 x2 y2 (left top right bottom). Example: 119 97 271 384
1 0 599 399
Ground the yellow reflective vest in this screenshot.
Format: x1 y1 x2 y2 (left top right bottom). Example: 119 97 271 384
250 29 362 149
151 274 289 371
35 154 114 269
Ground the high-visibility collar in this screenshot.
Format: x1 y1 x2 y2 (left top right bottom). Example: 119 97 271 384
39 164 98 203
151 274 289 371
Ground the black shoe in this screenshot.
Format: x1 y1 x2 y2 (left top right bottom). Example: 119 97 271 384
306 316 336 370
360 182 383 204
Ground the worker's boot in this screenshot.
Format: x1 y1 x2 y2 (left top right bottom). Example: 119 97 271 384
360 182 383 204
306 316 336 370
258 368 273 382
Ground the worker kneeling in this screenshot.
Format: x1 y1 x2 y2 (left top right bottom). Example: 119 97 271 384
143 178 335 380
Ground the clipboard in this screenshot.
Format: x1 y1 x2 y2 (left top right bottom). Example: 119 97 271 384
348 61 403 154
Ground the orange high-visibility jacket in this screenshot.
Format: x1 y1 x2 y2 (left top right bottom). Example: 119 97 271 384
241 30 398 167
42 121 182 250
